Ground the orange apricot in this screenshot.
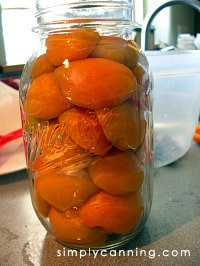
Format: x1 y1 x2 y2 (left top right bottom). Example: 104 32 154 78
131 84 150 112
79 190 143 234
58 107 112 155
54 58 137 109
30 143 92 173
31 53 55 79
45 28 100 66
28 120 60 170
194 132 200 144
61 19 94 24
89 36 139 68
33 189 50 217
132 63 149 90
49 208 107 246
88 149 144 195
23 114 46 133
193 124 200 144
96 100 146 151
35 143 92 173
24 72 72 120
35 169 99 210
29 120 92 172
195 124 200 134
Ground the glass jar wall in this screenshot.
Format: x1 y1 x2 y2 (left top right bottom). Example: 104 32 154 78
19 0 154 250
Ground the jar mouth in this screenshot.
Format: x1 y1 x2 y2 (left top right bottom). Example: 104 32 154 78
34 0 135 27
35 0 134 10
32 19 140 40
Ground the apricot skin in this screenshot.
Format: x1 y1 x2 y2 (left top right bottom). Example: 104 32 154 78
35 170 99 210
89 36 139 68
33 190 50 217
45 28 100 66
49 208 107 246
54 58 137 109
79 190 143 234
29 120 92 172
96 100 146 151
31 53 55 79
132 63 149 90
88 149 144 195
58 107 112 155
24 73 72 120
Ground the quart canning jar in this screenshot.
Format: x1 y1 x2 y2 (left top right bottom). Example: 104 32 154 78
19 0 153 250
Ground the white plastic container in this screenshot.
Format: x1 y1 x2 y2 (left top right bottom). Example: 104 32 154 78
146 51 200 167
177 34 196 50
194 33 200 49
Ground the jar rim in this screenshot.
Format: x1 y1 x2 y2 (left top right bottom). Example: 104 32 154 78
34 0 135 26
35 0 134 10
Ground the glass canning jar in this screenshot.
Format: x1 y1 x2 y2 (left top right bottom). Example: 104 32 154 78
19 0 154 250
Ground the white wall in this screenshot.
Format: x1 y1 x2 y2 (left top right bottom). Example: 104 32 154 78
0 8 38 65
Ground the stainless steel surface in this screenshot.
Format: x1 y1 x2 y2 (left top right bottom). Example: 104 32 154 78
141 0 200 50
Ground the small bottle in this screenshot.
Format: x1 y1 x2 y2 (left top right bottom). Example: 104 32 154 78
19 0 153 250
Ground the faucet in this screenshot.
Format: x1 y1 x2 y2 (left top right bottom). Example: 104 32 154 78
141 0 200 50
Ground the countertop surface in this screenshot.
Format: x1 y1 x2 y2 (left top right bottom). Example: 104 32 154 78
0 142 200 266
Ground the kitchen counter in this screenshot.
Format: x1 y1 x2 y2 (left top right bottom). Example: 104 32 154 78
0 142 200 266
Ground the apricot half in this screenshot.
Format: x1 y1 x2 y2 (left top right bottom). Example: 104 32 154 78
88 149 144 195
45 28 99 66
89 36 139 68
24 72 72 120
58 107 112 155
35 169 99 210
54 58 137 109
132 63 149 90
96 100 146 151
29 120 92 172
31 53 55 79
79 190 143 234
49 208 107 246
33 190 50 217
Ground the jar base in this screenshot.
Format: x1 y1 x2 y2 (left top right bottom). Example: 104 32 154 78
48 219 147 251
